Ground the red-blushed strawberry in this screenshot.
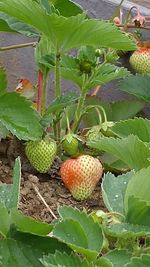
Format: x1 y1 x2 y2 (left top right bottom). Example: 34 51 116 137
129 47 150 75
25 136 57 173
60 155 103 201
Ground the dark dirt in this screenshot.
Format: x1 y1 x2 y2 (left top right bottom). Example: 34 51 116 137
0 138 106 223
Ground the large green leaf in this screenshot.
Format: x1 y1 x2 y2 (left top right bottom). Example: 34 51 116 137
102 171 133 215
0 158 21 209
110 100 145 122
112 118 150 142
10 209 53 236
0 239 43 267
0 13 39 36
53 206 103 261
62 64 130 90
105 223 150 238
0 0 136 52
0 66 7 95
42 251 94 267
0 203 10 237
126 196 150 227
0 18 16 32
101 249 132 267
9 157 21 209
88 135 150 170
54 0 84 17
118 75 150 103
126 254 150 267
124 167 150 212
0 92 43 141
11 231 72 255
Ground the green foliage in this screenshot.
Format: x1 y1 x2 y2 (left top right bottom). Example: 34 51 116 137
0 66 7 95
118 74 150 103
0 0 136 53
88 135 150 170
53 206 103 260
42 251 95 267
112 118 150 142
102 171 133 214
126 254 150 267
0 92 43 141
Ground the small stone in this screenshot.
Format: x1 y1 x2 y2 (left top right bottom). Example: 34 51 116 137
21 187 31 196
28 174 39 184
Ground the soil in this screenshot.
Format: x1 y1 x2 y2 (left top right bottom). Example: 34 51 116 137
0 138 106 223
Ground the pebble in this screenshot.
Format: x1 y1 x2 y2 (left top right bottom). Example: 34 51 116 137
28 174 39 184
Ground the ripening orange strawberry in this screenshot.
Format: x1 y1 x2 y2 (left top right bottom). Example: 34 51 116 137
60 155 103 201
129 47 150 75
15 79 36 99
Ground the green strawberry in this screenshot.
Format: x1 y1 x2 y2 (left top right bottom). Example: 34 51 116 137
129 47 150 74
25 136 57 173
62 133 80 156
60 155 103 201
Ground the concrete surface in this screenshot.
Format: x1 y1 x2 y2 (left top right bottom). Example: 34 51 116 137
0 0 149 115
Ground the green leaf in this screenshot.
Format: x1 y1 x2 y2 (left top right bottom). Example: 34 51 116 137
112 118 150 142
62 64 130 90
105 223 150 238
124 167 150 212
95 257 113 267
58 206 103 255
0 239 43 267
110 100 145 122
0 122 9 140
85 65 130 91
0 92 43 141
126 254 150 267
118 75 150 103
102 171 133 214
10 231 72 255
0 203 10 237
42 251 94 267
54 0 84 17
0 66 7 95
0 18 16 32
0 158 21 210
10 209 53 236
126 196 150 227
53 207 103 260
88 135 150 170
0 0 136 52
9 157 21 209
0 12 39 37
102 249 132 267
42 91 78 117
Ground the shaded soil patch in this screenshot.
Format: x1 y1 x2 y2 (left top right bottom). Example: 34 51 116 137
0 157 106 223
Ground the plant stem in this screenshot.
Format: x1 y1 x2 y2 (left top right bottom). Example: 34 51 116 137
54 50 61 143
0 42 36 51
41 71 48 115
37 70 43 114
55 52 61 98
72 76 87 133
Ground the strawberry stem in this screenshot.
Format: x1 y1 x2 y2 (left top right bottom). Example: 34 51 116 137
37 70 43 114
